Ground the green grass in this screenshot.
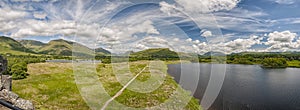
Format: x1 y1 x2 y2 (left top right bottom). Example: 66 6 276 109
97 61 201 110
12 63 89 110
12 61 201 110
287 60 300 68
0 48 37 55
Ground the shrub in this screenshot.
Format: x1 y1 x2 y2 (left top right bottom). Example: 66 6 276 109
261 58 288 68
10 62 28 79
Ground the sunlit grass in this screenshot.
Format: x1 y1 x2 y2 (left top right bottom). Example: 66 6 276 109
12 61 201 110
97 61 201 110
12 63 89 110
287 60 300 68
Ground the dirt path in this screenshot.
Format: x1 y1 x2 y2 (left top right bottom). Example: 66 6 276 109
101 66 148 110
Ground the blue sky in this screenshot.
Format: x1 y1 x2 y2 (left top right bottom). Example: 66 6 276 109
0 0 300 54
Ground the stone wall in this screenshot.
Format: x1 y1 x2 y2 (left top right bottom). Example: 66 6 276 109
0 75 35 110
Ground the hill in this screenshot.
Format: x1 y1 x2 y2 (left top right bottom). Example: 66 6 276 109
39 39 94 56
130 48 179 58
203 51 226 56
0 36 35 55
95 47 111 55
18 39 111 56
19 40 46 52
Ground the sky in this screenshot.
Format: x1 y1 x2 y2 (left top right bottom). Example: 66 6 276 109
0 0 300 54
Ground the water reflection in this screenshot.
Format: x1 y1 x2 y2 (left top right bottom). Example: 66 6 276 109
167 63 300 110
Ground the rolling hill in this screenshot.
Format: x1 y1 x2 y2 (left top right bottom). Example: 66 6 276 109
0 36 36 55
130 48 179 58
0 36 111 56
95 47 111 55
19 40 46 52
38 39 97 56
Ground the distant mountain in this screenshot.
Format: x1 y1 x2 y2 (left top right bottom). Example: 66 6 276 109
95 47 111 55
131 48 179 58
39 39 95 56
232 52 300 55
204 51 226 56
0 36 35 55
19 40 46 52
18 39 111 56
1 37 111 56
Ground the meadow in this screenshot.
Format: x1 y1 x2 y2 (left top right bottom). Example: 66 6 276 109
12 61 201 110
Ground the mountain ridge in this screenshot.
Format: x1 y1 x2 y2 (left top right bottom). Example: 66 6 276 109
0 37 110 56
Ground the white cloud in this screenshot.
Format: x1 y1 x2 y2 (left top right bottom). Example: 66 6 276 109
132 36 211 54
33 12 47 19
186 38 193 42
265 31 299 51
134 36 170 50
213 8 271 33
0 21 17 32
0 8 27 21
267 31 296 43
224 35 263 53
98 20 160 46
159 1 178 16
11 20 77 38
274 0 296 4
160 0 241 14
201 30 213 37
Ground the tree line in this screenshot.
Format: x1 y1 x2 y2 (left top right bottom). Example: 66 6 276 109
0 54 66 79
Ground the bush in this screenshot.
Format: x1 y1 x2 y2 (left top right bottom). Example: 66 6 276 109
261 58 288 68
1 55 48 80
10 62 28 80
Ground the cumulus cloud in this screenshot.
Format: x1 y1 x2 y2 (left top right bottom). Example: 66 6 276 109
98 20 160 46
159 1 178 16
265 31 299 51
160 0 241 14
224 35 263 53
33 12 47 19
266 31 296 44
131 36 211 54
201 30 213 37
186 38 193 42
0 8 27 21
134 36 170 50
11 20 77 38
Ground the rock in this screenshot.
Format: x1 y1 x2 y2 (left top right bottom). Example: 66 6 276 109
0 89 19 104
15 98 35 110
1 75 12 91
0 56 35 110
0 89 35 110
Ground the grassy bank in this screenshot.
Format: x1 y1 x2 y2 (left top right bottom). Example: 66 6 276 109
12 61 201 110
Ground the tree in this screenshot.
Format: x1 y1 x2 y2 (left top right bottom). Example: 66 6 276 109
10 62 28 79
261 58 288 68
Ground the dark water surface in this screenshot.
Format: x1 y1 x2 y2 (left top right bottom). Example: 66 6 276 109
167 63 300 110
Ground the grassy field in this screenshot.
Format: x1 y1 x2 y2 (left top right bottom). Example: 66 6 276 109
97 61 201 109
12 61 201 110
287 60 300 68
12 63 89 110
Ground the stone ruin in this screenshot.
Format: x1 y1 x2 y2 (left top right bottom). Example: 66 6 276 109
0 56 35 110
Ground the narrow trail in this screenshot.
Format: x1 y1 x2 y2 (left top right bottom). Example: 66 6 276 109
101 65 148 110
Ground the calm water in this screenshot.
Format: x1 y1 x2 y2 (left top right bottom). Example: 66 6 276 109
167 63 300 110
